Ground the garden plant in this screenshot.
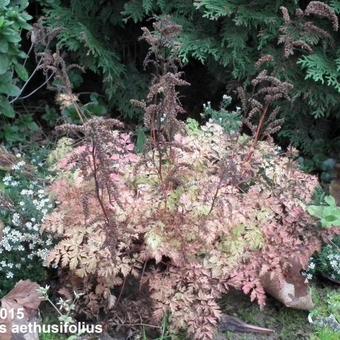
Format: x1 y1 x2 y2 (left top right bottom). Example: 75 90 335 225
0 1 339 340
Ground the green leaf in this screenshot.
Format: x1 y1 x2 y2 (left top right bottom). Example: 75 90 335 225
17 51 27 58
2 29 21 43
136 127 146 153
19 0 29 11
0 95 15 117
0 53 9 74
27 121 40 132
0 83 20 96
330 0 340 14
320 216 340 228
307 205 324 219
0 40 8 53
143 0 154 14
69 70 83 88
325 195 337 207
3 125 23 143
83 103 106 116
14 62 28 81
0 0 10 8
89 93 99 103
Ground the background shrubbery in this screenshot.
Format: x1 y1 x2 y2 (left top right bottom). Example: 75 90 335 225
0 1 339 172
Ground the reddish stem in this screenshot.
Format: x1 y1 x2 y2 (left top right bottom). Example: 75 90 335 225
245 103 269 162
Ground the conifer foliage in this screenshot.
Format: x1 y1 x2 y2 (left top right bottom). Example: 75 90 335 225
33 0 340 169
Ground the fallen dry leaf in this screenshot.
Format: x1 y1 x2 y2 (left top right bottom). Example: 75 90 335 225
260 258 314 310
0 280 42 340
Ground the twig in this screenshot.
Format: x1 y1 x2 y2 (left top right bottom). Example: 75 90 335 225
219 314 275 334
14 72 55 101
116 275 127 305
245 103 269 162
9 58 43 104
23 41 34 67
139 261 147 292
90 141 111 226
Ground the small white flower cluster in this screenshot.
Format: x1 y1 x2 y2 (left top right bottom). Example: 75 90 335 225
11 160 26 171
2 175 19 187
308 261 315 270
302 260 316 281
203 101 212 111
303 272 313 281
0 169 54 287
327 253 340 279
31 157 44 167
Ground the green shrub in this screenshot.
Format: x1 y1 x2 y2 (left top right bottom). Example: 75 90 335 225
0 150 54 297
201 95 242 135
34 0 340 170
0 0 31 115
309 290 340 333
0 0 32 143
308 195 340 228
37 0 148 120
305 236 340 282
305 195 340 283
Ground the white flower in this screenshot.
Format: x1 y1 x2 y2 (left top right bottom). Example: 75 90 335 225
12 213 21 226
4 243 12 251
12 160 26 171
25 222 32 229
330 260 338 268
6 272 14 279
308 262 315 270
3 175 12 185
